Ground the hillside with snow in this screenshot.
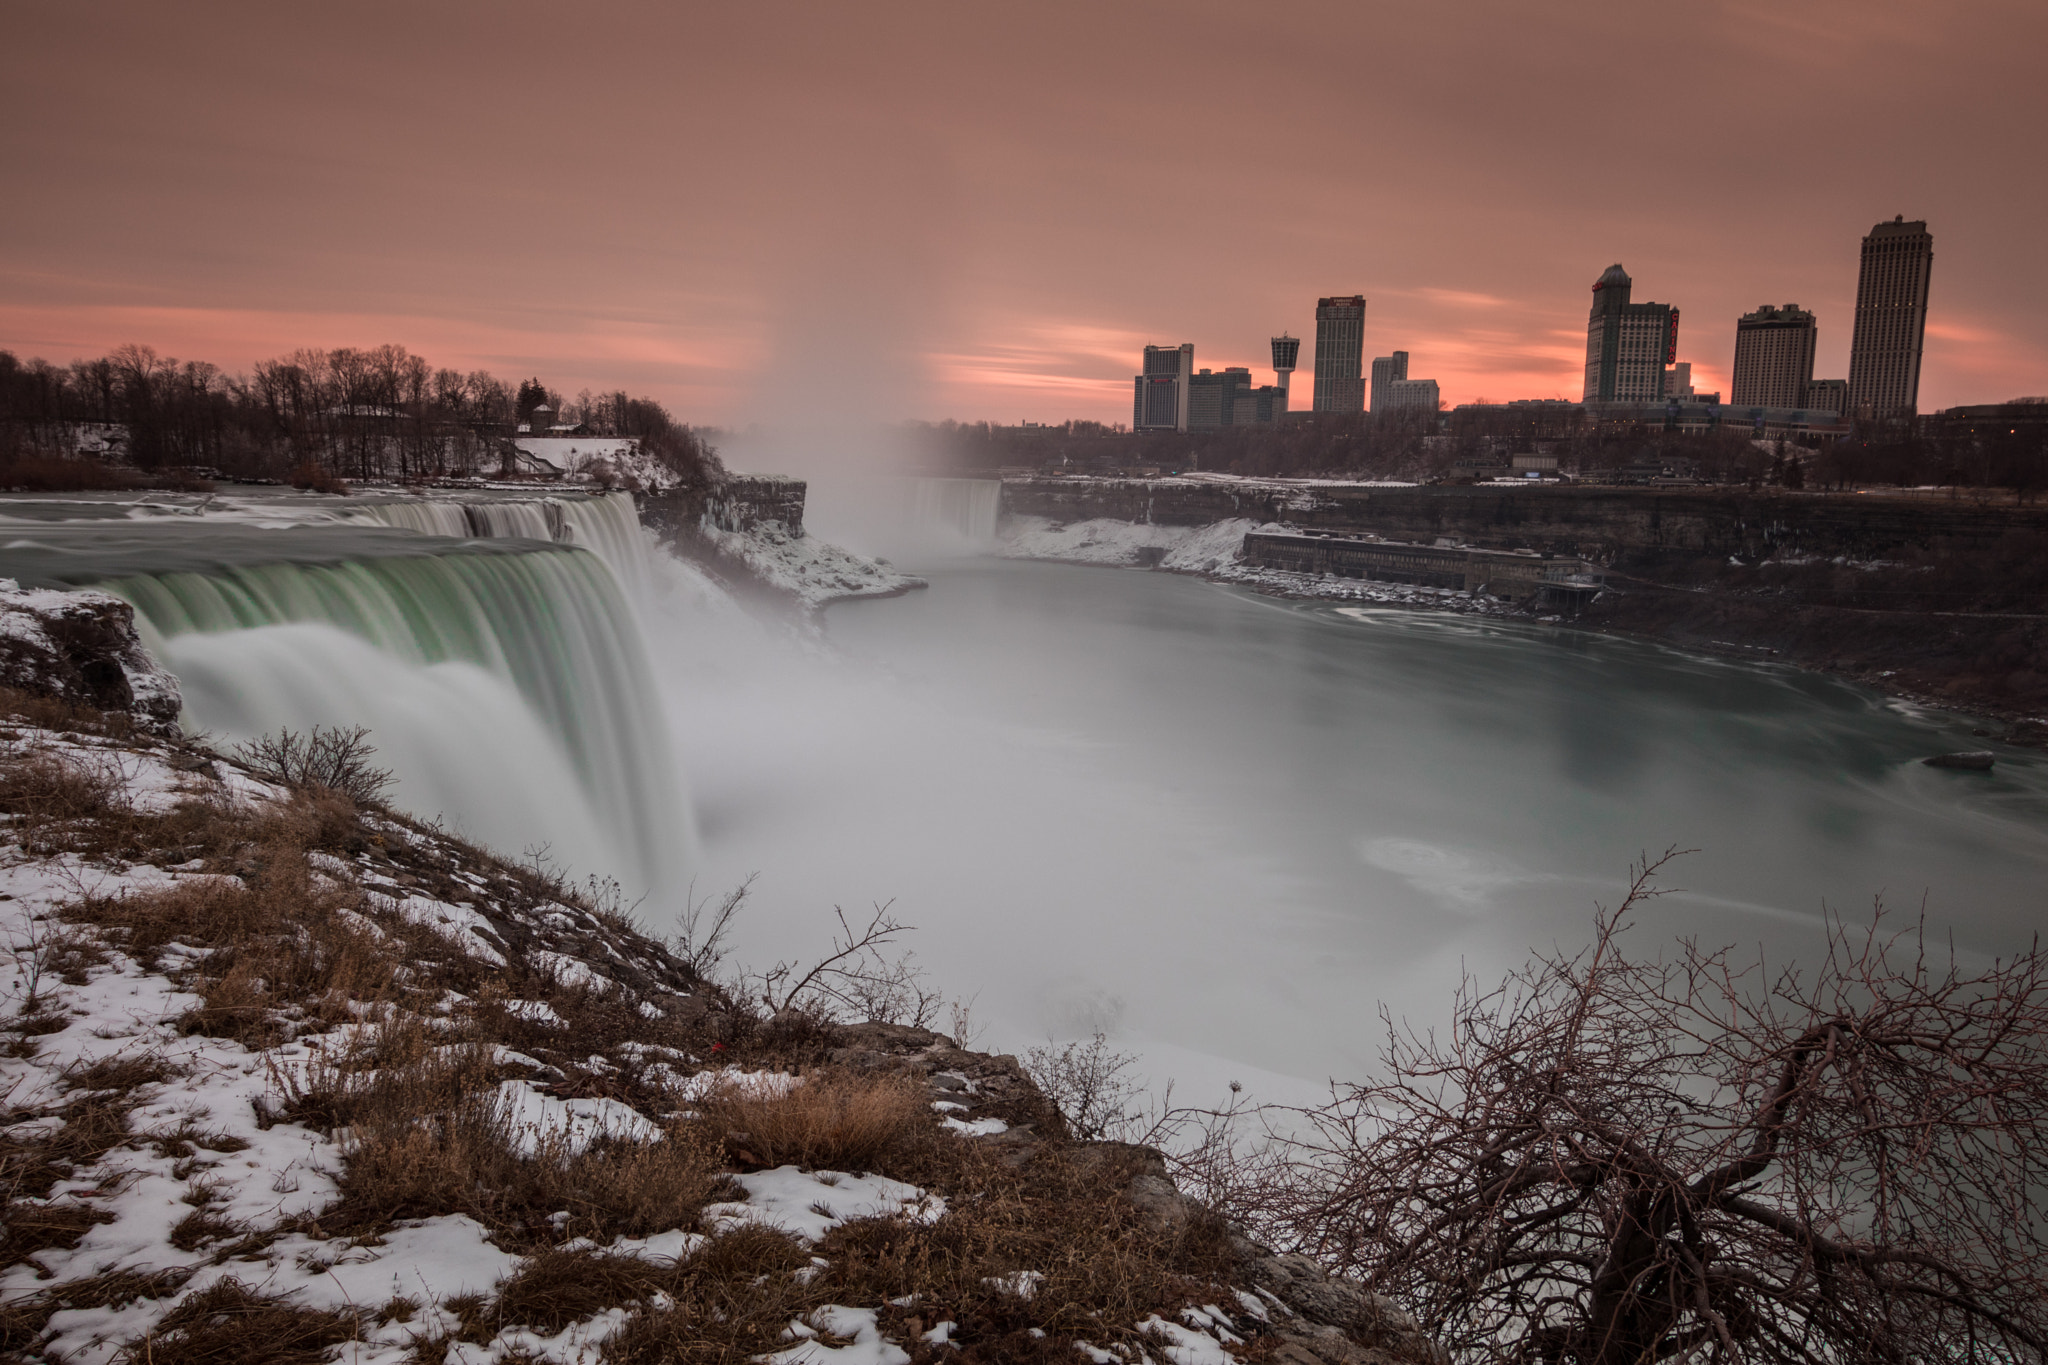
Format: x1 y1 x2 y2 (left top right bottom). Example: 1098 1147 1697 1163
0 588 1441 1365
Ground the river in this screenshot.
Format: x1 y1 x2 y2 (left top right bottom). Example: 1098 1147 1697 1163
671 484 2048 1106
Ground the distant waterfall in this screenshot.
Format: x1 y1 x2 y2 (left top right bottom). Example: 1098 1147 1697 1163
106 546 691 898
348 492 652 599
910 478 1002 544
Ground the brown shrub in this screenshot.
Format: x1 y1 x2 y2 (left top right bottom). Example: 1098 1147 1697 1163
288 462 350 496
0 454 150 493
123 1277 357 1365
699 1069 931 1174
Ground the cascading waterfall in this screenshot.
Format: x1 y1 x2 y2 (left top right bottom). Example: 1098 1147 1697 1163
910 477 1002 543
550 494 653 599
106 545 691 898
348 492 653 599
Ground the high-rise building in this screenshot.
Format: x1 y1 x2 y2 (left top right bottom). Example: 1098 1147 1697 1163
1732 304 1818 409
1232 386 1287 426
1188 367 1254 429
1847 217 1933 419
1370 351 1408 412
1313 296 1367 413
1384 378 1440 413
1803 378 1848 415
1583 264 1678 404
1271 335 1299 405
1132 344 1193 431
1665 362 1695 399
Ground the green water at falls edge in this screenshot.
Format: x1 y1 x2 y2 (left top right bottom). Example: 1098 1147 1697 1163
107 546 691 899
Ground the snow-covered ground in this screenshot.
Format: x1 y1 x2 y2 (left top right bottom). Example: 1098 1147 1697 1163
996 516 1532 617
697 521 925 612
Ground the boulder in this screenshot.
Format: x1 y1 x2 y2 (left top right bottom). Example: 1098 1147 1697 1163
1923 751 1995 770
0 583 181 735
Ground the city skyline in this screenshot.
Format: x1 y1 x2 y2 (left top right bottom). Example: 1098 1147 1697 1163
4 1 2045 429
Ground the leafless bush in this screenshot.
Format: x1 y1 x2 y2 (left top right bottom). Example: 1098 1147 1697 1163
232 725 391 805
676 876 751 981
1024 1032 1147 1142
1259 851 2048 1363
747 904 943 1028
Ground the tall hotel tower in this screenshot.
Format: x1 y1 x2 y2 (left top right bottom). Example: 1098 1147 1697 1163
1846 217 1933 419
1583 264 1678 404
1313 296 1367 412
1132 343 1194 431
1731 304 1817 409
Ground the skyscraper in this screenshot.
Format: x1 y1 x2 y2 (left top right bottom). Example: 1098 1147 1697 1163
1313 296 1366 413
1847 217 1933 419
1731 304 1817 409
1582 264 1678 404
1132 344 1193 431
1370 351 1408 412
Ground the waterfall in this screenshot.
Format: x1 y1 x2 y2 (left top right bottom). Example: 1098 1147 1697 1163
348 492 652 599
105 546 691 898
354 500 472 539
551 494 653 599
910 478 1002 543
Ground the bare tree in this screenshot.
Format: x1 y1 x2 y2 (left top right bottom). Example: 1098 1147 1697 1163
1265 854 2048 1364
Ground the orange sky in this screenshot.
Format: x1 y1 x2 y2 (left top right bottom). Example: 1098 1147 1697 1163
5 0 2045 426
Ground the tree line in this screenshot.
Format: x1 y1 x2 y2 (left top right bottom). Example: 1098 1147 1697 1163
0 342 718 488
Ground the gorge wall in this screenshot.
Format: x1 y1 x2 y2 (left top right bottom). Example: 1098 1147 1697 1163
1001 477 2048 727
999 476 2048 563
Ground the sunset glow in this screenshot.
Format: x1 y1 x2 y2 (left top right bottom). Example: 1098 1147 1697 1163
5 1 2043 423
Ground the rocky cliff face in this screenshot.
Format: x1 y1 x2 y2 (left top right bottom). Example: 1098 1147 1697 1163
0 583 182 734
999 477 2048 563
639 476 924 613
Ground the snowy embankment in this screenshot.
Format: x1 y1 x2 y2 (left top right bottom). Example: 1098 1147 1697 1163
996 517 1529 617
696 522 925 612
0 585 1441 1365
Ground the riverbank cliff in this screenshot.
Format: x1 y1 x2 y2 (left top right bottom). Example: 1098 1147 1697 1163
996 476 2048 744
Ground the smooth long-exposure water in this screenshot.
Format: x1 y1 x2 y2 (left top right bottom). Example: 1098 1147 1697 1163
673 492 2048 1106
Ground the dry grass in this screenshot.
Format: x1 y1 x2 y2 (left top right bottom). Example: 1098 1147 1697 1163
0 1200 115 1268
697 1068 932 1173
0 747 130 853
122 1278 358 1365
588 1142 1240 1365
298 1047 731 1249
0 1268 191 1358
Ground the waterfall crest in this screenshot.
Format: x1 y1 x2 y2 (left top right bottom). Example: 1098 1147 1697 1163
910 478 1002 543
347 492 653 600
108 545 691 898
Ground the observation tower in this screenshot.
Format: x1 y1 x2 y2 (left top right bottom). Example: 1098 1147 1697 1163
1271 334 1300 400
